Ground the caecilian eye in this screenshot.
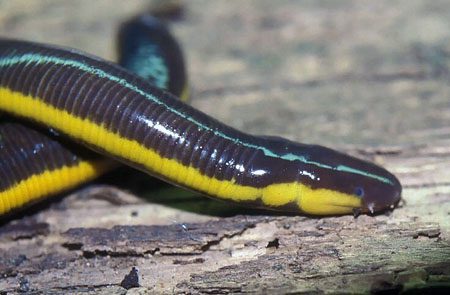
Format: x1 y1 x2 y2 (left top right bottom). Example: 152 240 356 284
354 187 365 197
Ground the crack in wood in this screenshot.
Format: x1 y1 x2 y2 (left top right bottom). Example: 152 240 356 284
60 216 266 258
403 182 450 189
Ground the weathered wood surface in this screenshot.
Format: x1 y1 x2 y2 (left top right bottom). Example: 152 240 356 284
0 0 449 294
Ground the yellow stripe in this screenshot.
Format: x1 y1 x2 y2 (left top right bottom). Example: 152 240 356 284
0 160 112 215
0 87 362 215
179 83 190 103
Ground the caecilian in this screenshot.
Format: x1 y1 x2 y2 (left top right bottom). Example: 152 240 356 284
0 16 401 216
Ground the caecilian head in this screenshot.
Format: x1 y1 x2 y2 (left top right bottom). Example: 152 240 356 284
256 137 402 215
288 144 402 215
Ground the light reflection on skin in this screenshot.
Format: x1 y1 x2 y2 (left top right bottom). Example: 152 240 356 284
32 143 45 154
235 164 245 173
299 170 318 181
210 149 217 159
251 169 266 176
137 115 180 140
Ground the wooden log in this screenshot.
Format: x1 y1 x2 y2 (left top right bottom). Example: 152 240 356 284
0 142 449 294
